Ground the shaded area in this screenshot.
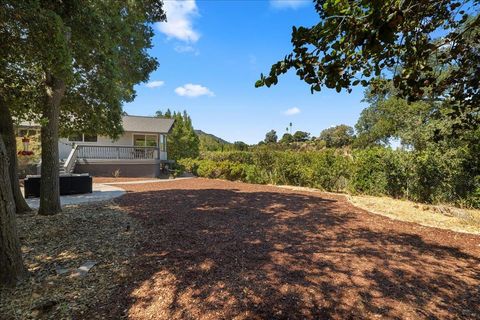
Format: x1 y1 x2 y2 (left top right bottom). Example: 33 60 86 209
0 202 138 319
91 179 480 319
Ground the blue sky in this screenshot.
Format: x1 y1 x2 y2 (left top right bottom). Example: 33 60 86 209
123 0 368 144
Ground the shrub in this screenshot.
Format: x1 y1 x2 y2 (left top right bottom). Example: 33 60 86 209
349 148 391 196
201 151 254 164
407 148 465 204
178 158 200 175
308 150 351 192
272 151 304 186
180 148 479 208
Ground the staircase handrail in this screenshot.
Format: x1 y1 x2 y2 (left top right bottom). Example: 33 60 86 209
63 144 79 174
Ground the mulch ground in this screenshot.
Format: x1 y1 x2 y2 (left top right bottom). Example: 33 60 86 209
89 178 480 319
0 202 140 320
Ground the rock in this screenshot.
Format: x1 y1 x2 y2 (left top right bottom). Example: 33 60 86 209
55 265 70 275
71 260 97 277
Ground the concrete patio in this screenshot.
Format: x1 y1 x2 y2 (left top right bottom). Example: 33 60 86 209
23 183 125 209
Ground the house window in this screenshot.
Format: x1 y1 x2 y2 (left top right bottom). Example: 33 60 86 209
159 134 166 152
84 134 98 142
68 134 83 142
133 134 158 147
68 134 98 142
18 129 38 137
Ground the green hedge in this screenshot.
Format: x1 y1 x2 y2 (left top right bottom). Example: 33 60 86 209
179 148 480 208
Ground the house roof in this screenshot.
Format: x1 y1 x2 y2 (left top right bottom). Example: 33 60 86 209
17 115 175 134
121 115 174 133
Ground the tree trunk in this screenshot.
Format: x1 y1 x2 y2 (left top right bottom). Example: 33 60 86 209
0 135 28 287
38 74 65 216
0 100 32 214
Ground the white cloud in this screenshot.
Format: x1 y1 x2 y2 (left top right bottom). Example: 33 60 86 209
270 0 309 9
145 80 165 88
174 45 195 53
174 44 200 55
248 54 257 65
175 83 214 97
157 0 200 43
284 107 301 115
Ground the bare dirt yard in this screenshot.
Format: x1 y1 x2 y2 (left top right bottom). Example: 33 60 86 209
2 178 479 319
95 178 480 319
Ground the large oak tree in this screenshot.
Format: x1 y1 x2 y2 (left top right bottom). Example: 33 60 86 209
1 0 166 215
0 135 28 287
0 0 166 286
257 0 479 131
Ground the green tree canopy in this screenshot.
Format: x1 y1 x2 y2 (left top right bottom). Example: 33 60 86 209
2 0 166 214
2 0 166 137
264 130 278 144
319 125 355 148
156 110 200 160
196 130 231 152
257 0 480 130
356 95 435 149
355 77 480 150
280 133 294 144
293 131 311 142
233 141 249 151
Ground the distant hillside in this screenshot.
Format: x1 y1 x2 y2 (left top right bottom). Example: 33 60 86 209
195 130 231 151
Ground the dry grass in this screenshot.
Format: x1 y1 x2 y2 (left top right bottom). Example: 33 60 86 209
0 201 140 320
274 185 480 235
349 195 480 235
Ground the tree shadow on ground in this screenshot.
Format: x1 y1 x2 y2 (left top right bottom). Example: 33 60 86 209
92 184 480 319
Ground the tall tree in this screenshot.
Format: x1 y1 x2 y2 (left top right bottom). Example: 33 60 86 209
293 131 310 142
0 3 43 214
257 0 480 131
319 125 355 148
0 135 27 287
355 96 433 149
355 83 480 152
156 110 200 160
2 1 166 215
264 130 278 144
280 133 294 144
0 102 32 214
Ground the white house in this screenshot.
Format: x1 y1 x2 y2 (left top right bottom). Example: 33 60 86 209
17 115 175 177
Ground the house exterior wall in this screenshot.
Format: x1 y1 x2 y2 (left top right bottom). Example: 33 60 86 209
16 115 172 178
74 159 161 177
59 134 123 159
59 132 167 160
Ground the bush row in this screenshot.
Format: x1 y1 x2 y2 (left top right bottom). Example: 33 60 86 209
179 148 480 208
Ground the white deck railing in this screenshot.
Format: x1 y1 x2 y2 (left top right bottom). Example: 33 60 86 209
63 144 79 173
77 145 160 160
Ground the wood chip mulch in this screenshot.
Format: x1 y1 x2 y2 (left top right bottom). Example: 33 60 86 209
86 178 480 320
0 201 141 320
